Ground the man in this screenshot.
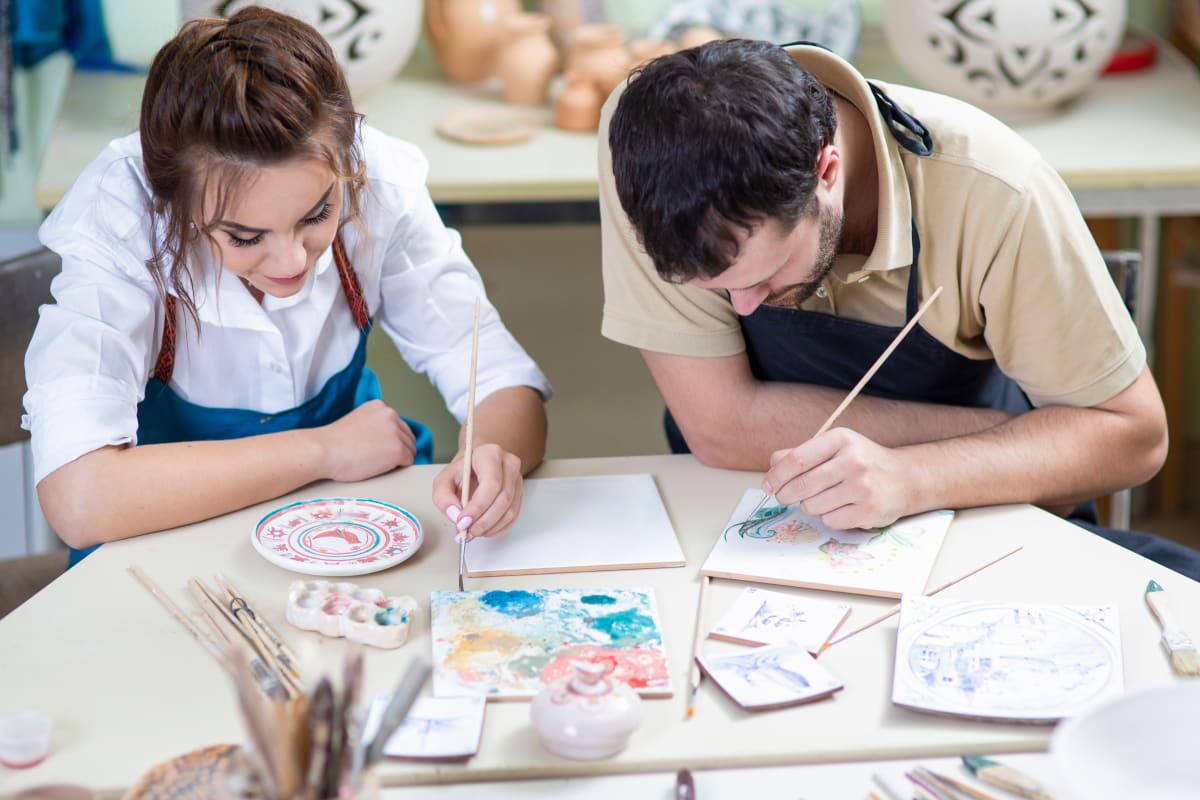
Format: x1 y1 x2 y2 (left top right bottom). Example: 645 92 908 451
599 39 1196 575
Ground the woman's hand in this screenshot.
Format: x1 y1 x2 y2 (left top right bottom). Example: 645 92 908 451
317 400 416 482
432 443 525 539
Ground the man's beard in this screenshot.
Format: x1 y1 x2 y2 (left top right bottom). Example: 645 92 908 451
765 204 843 309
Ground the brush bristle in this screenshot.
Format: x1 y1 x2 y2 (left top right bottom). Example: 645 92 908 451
1170 647 1200 677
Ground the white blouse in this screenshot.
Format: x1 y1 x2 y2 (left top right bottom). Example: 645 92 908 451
23 125 551 483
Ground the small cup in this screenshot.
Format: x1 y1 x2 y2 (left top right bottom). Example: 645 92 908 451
0 709 53 769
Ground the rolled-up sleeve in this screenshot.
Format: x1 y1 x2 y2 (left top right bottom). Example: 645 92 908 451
22 150 162 484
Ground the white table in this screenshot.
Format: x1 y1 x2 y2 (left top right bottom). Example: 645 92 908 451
0 454 1195 796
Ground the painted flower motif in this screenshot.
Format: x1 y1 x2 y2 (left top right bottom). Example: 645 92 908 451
817 539 875 569
767 520 821 545
311 508 334 520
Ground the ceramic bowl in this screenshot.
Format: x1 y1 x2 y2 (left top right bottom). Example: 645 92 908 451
1050 682 1200 800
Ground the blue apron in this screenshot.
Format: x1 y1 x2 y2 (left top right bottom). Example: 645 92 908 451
69 238 432 566
666 81 1200 580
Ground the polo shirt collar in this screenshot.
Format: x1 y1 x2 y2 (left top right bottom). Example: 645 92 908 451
785 44 915 279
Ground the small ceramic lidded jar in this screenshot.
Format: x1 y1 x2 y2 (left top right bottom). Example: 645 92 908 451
497 12 560 105
531 660 643 760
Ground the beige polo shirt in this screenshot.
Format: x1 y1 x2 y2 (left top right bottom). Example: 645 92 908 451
599 44 1144 409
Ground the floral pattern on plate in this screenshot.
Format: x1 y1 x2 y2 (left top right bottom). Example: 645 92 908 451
252 497 422 576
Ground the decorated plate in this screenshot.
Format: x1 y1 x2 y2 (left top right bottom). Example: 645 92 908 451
252 497 422 577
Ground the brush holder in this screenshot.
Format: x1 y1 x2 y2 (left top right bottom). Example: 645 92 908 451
286 580 418 649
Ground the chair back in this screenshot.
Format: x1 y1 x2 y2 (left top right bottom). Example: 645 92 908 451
0 248 61 445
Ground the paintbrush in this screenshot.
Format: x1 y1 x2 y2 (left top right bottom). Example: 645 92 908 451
364 658 432 766
961 756 1055 800
458 297 481 592
685 575 712 720
926 769 1000 800
1145 579 1200 676
749 285 944 520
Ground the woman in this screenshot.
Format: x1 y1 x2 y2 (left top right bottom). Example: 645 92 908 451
22 8 550 562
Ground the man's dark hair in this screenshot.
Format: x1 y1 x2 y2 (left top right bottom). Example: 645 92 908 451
609 39 836 282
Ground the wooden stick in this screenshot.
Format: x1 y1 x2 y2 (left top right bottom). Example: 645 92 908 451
128 565 223 662
212 576 303 689
685 574 712 720
823 545 1023 649
458 297 481 591
816 285 944 437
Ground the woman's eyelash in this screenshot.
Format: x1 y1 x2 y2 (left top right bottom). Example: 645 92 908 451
302 202 333 226
224 202 332 247
228 232 264 248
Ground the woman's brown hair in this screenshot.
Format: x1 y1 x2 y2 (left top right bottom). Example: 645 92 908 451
139 6 365 327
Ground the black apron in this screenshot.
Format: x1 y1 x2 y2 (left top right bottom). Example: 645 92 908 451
664 82 1200 580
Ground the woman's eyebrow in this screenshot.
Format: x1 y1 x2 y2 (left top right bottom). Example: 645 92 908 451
215 183 335 233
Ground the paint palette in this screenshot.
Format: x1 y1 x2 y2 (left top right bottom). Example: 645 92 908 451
252 497 422 577
430 588 673 700
286 579 419 650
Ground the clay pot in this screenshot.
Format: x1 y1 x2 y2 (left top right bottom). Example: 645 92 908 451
424 0 520 83
540 0 607 50
629 38 676 67
568 23 632 99
496 12 560 106
554 70 603 131
677 25 723 51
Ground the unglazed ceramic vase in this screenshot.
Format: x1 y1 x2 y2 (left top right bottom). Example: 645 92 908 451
554 70 604 131
180 0 423 98
568 23 632 98
881 0 1128 120
628 38 676 68
530 660 642 760
424 0 521 83
496 12 560 106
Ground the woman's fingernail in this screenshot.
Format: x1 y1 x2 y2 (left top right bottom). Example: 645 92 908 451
456 516 474 532
761 480 772 494
454 532 465 544
446 505 461 523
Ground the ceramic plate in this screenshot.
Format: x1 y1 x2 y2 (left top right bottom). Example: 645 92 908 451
1051 683 1200 800
252 497 422 577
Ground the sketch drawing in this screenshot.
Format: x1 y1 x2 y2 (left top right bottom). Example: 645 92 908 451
709 586 851 652
697 644 843 710
702 489 955 597
365 695 486 760
892 596 1123 722
431 588 672 700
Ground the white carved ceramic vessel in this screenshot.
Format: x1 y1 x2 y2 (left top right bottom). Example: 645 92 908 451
530 661 643 760
181 0 424 98
881 0 1127 119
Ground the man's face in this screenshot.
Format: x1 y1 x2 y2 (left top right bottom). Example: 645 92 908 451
690 202 843 316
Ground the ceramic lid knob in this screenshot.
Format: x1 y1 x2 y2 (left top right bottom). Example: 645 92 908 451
530 660 643 760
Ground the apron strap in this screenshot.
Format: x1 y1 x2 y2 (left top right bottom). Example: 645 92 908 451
869 82 934 156
150 234 366 385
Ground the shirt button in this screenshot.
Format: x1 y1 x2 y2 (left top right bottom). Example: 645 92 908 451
815 286 828 299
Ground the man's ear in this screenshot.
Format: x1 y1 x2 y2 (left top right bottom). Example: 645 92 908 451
815 143 840 190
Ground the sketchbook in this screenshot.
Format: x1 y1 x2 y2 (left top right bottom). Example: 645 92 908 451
697 644 844 710
464 474 685 577
362 694 486 761
431 587 673 700
709 586 851 653
891 596 1124 723
700 489 954 598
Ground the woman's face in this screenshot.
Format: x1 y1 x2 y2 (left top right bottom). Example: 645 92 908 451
202 156 342 299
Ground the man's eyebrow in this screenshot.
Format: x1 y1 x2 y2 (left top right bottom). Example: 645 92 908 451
215 184 335 234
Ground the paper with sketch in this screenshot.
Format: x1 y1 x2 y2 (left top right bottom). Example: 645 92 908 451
465 474 685 577
892 596 1123 722
697 644 843 710
709 586 851 653
701 489 954 598
431 587 673 700
362 694 486 760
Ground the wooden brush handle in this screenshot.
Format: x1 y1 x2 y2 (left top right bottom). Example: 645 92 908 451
1147 589 1185 637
